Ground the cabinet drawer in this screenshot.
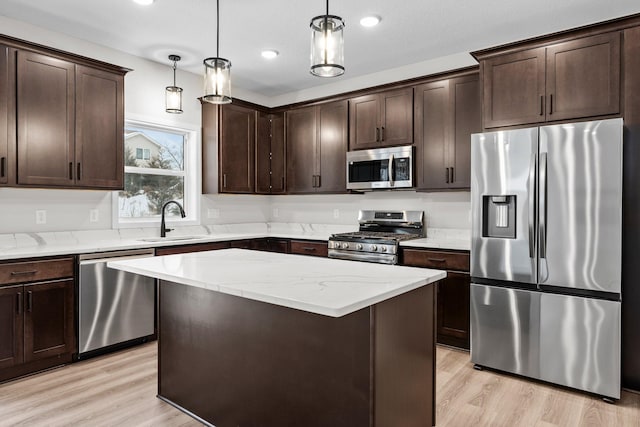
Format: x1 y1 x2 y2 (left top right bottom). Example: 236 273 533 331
290 240 328 257
401 249 469 272
0 258 74 285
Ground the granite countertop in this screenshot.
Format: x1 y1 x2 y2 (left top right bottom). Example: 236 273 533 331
108 249 446 317
0 223 470 261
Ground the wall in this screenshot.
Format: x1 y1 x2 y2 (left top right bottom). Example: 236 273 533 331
0 15 472 235
201 192 471 230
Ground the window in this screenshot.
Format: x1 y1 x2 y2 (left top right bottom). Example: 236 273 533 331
114 120 200 227
135 148 150 160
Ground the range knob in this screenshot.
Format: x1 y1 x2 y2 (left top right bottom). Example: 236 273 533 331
356 244 363 250
371 245 378 251
381 246 387 252
342 243 350 249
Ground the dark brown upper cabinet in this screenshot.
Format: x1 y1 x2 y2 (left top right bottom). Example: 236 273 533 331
414 73 480 190
349 88 413 150
219 103 256 193
0 45 13 186
480 32 620 128
75 65 124 189
17 51 75 187
286 100 348 194
256 111 285 194
545 33 620 122
14 45 126 189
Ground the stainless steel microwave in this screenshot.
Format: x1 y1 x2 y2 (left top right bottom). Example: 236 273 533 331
346 145 414 190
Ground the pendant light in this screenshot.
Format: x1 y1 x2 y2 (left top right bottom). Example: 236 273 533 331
165 55 183 114
203 0 232 104
310 0 345 77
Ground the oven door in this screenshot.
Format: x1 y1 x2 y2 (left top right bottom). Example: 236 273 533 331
346 145 413 190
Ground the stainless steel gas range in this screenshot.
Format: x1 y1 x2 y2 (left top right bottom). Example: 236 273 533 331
328 210 425 264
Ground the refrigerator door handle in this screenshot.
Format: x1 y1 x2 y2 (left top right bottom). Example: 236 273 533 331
528 153 537 258
539 152 548 259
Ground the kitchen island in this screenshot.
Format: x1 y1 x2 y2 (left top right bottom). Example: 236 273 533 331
108 249 446 427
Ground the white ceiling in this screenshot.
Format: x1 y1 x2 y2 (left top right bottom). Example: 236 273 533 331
1 0 639 98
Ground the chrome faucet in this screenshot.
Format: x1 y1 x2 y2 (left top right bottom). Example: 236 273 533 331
160 201 186 237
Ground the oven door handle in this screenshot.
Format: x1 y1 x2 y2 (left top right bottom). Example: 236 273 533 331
388 154 395 187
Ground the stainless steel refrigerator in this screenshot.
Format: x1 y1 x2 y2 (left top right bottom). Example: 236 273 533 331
470 118 622 400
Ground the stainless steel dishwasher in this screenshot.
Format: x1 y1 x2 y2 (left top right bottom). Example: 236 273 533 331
78 249 156 357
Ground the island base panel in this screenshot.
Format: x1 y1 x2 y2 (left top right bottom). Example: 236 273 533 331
158 280 435 427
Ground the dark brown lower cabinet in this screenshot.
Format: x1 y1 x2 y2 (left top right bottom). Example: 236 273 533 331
0 285 23 370
436 272 470 349
250 238 289 253
0 277 75 382
289 240 328 257
401 248 470 350
155 242 230 256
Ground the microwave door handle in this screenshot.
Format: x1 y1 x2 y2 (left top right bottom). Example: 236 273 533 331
388 154 395 186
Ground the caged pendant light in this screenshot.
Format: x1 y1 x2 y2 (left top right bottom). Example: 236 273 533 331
203 0 232 104
310 0 345 77
165 55 183 114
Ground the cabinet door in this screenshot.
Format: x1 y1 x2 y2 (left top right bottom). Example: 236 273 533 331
255 111 272 194
270 113 286 194
0 45 10 186
75 65 124 189
414 80 450 190
219 104 255 193
256 112 286 194
546 32 620 121
349 94 379 150
437 272 470 349
201 102 218 194
482 47 546 128
0 285 23 369
17 51 75 186
317 100 348 193
286 106 317 193
380 88 413 147
24 279 74 363
450 75 481 189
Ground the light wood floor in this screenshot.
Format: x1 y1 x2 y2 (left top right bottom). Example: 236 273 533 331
0 343 639 426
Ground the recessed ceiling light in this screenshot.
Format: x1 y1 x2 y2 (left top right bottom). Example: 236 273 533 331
360 15 381 27
261 50 279 59
133 0 154 5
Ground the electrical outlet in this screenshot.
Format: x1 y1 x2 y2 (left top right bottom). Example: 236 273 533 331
90 209 99 222
207 208 220 219
36 210 46 224
272 208 279 218
333 209 340 219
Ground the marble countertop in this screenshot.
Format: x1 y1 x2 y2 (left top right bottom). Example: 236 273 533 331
108 249 446 317
0 223 470 261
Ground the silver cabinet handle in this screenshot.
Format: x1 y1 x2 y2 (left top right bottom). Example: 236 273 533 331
539 152 548 259
528 153 537 258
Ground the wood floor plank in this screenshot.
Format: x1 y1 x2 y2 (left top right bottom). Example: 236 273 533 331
1 343 639 426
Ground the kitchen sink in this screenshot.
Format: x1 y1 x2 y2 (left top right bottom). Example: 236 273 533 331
137 235 210 243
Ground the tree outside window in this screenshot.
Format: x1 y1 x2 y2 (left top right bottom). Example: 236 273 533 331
119 124 187 219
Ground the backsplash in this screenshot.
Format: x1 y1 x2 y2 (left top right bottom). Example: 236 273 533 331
1 189 470 234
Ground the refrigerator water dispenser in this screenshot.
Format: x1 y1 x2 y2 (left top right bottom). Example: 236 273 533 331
482 195 516 238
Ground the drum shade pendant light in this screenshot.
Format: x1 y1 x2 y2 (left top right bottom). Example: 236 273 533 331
165 55 183 114
310 0 345 77
203 0 232 104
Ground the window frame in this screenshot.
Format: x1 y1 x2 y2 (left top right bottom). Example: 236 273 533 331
112 118 201 229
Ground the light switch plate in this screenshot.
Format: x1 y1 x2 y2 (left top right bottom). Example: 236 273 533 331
36 210 46 224
333 209 340 219
207 208 220 219
90 209 99 222
272 208 279 218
